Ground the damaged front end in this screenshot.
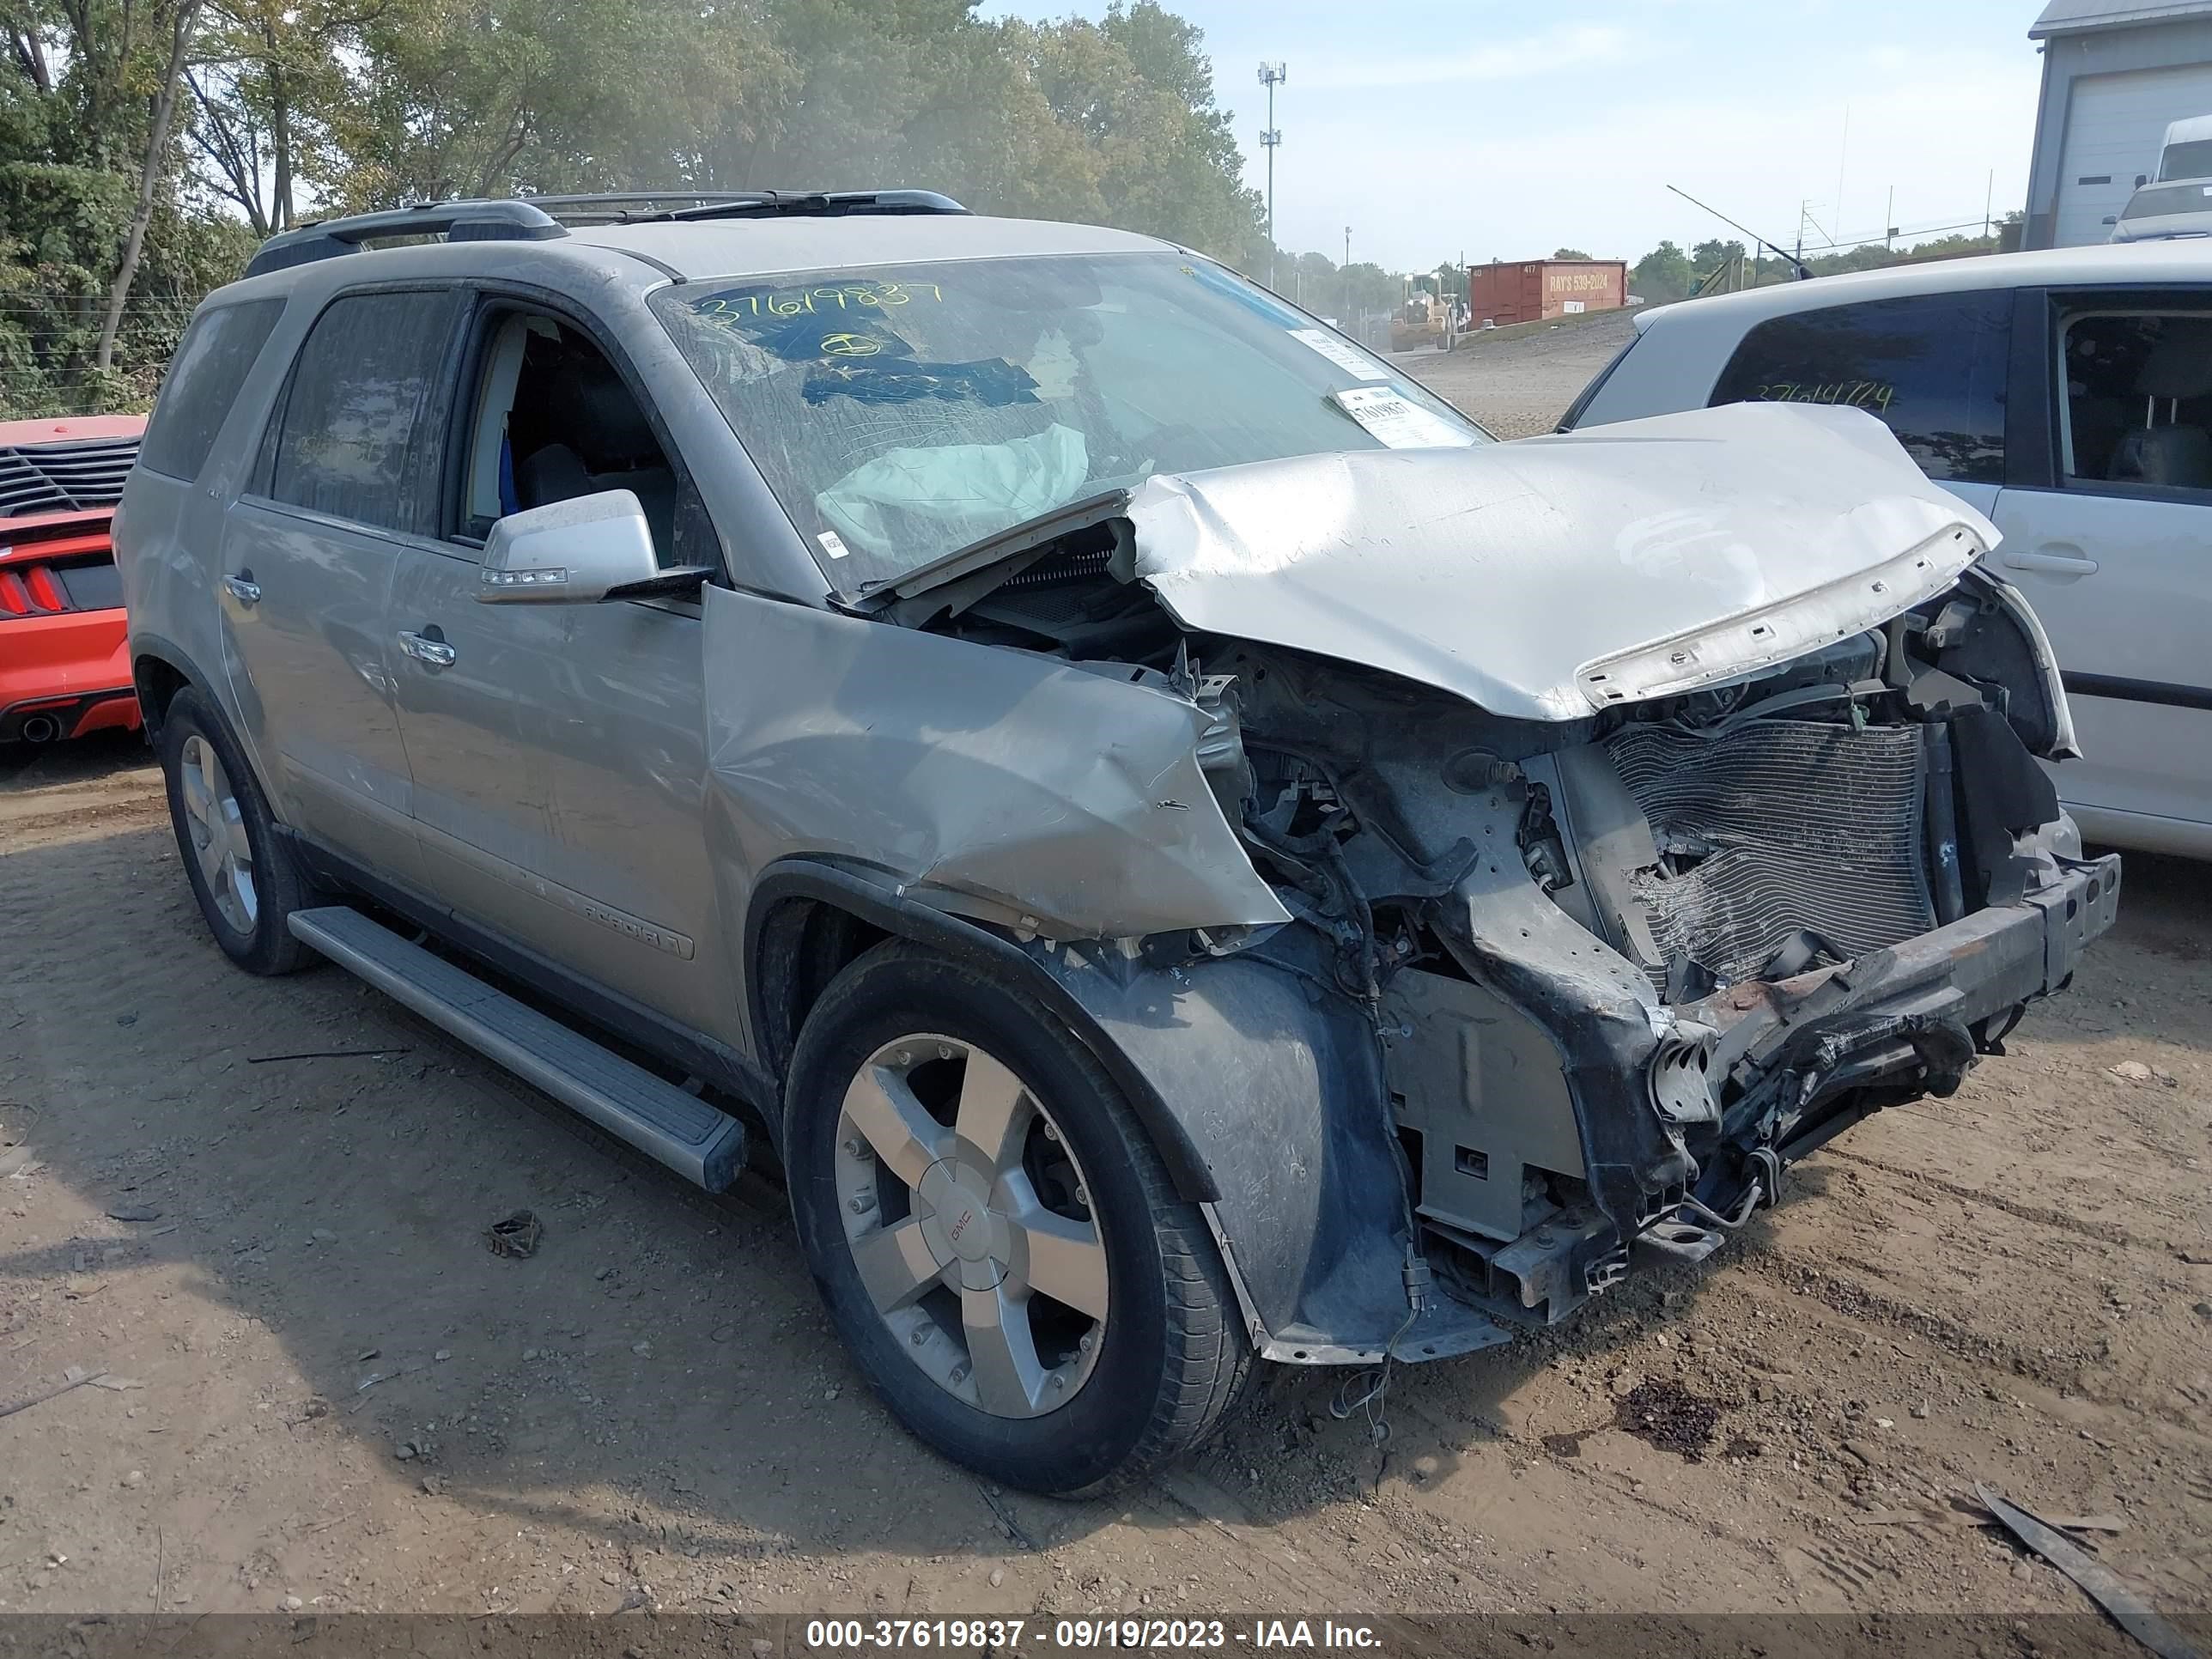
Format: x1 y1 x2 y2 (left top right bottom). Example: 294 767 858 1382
743 403 2118 1364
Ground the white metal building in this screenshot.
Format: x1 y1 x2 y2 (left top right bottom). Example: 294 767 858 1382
2024 0 2212 247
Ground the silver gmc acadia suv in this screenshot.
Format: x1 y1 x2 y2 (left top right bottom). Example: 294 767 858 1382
112 191 2120 1495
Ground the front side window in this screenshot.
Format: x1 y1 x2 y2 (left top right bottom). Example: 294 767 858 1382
2056 305 2212 497
268 289 461 533
139 298 285 482
452 308 695 568
653 253 1488 592
1708 290 2009 485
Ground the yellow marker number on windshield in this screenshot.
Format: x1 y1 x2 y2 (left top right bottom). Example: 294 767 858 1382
696 283 945 322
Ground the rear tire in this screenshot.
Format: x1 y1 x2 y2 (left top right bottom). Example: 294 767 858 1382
158 688 316 975
786 939 1254 1497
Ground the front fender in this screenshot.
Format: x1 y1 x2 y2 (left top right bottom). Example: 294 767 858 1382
701 584 1288 943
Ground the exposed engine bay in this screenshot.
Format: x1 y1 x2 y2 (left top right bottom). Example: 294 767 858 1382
803 410 2123 1360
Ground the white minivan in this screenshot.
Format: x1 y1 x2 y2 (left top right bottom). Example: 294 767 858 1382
1562 240 2212 859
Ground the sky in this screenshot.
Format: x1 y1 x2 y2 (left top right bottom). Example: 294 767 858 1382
985 0 2051 272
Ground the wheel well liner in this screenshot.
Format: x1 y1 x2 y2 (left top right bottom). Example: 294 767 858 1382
743 860 1220 1202
130 635 210 738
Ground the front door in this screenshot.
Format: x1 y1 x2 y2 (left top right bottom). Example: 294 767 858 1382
1991 294 2212 853
218 287 465 878
387 301 733 1039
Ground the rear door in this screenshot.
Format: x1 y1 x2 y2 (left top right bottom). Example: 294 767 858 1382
219 286 464 878
1988 287 2212 853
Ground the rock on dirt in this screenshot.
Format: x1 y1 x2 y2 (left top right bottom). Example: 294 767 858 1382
1614 1378 1723 1462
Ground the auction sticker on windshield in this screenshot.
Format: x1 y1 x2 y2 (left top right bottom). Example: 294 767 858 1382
1288 327 1389 380
1331 386 1480 449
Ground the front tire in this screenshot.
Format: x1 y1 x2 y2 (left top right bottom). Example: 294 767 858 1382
786 939 1253 1497
158 688 315 975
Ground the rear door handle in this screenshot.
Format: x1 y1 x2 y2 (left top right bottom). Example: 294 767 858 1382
2001 547 2100 574
222 574 261 605
397 629 457 668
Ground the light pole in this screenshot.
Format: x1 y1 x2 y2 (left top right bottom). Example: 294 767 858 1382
1258 62 1285 291
1342 224 1351 325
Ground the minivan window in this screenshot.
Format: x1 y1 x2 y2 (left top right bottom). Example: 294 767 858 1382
653 253 1488 593
138 298 285 482
2057 307 2212 495
1708 290 2009 484
268 289 461 532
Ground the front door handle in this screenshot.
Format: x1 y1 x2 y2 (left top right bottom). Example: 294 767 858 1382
2001 547 2100 575
222 573 261 605
398 629 457 668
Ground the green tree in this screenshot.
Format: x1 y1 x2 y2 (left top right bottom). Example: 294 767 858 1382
1006 1 1263 259
186 0 366 234
3 0 1276 410
4 0 252 410
1690 237 1745 275
1551 246 1592 260
1334 260 1396 318
326 0 788 205
1631 240 1693 304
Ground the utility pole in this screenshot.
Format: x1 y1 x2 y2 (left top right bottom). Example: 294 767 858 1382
1984 168 1994 240
1259 63 1286 292
1886 184 1895 252
1343 225 1352 325
1835 104 1849 240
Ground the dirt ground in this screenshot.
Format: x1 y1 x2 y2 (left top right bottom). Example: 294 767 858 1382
2 336 2207 1629
1392 307 1638 438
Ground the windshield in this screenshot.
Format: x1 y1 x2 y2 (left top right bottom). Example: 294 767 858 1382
2160 138 2212 180
2119 180 2212 222
653 252 1488 592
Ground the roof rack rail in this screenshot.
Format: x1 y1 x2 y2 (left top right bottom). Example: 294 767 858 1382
244 199 567 278
511 189 967 223
651 189 970 222
240 188 971 278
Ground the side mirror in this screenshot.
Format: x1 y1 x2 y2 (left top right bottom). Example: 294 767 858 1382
478 489 665 605
2136 173 2148 187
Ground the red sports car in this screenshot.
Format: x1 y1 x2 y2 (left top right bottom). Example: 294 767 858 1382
0 413 146 748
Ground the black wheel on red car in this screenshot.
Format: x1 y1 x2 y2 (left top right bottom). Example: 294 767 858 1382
785 939 1255 1497
157 687 316 975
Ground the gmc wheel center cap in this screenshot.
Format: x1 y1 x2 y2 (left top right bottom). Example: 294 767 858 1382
916 1161 1003 1280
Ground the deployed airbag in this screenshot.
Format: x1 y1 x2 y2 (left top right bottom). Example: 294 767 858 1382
815 422 1089 558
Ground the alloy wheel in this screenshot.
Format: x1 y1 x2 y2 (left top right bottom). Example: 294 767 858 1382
179 733 258 934
835 1033 1109 1419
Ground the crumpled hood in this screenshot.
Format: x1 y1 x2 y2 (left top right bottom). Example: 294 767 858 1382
1125 402 1997 721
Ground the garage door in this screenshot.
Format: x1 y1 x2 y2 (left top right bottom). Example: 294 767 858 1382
2056 62 2212 246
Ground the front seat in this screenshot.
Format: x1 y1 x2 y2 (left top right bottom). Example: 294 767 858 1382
2110 318 2212 488
514 441 595 508
513 352 679 556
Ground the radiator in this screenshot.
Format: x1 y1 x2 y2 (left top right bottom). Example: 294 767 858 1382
1603 718 1937 990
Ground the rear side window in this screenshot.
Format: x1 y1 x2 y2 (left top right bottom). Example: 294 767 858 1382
138 299 285 482
268 289 461 532
1708 291 2010 483
1556 331 1639 431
